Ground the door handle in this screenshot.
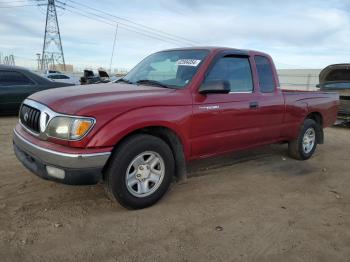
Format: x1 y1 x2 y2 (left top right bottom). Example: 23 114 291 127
249 101 259 109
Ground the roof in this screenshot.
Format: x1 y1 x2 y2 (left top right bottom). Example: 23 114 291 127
0 64 30 71
159 46 267 56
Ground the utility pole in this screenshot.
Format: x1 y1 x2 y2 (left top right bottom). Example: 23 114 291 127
109 24 119 74
36 53 41 70
41 0 65 71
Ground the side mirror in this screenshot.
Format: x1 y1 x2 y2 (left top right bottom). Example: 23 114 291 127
316 84 320 88
199 80 231 94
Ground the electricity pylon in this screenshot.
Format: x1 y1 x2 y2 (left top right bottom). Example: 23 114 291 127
41 0 65 71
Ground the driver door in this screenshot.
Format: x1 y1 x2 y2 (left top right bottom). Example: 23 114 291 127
191 54 262 158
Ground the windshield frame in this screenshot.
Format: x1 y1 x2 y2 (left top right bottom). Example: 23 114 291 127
122 49 210 89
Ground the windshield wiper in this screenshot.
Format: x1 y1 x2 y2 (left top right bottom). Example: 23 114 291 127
136 79 170 89
115 78 133 84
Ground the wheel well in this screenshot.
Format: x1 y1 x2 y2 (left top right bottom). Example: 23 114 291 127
306 112 324 144
306 112 323 127
103 126 187 181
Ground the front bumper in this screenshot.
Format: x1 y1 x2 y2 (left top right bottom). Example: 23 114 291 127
13 129 111 185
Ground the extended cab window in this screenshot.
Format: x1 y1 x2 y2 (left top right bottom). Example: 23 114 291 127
204 56 253 92
255 56 275 93
0 70 35 86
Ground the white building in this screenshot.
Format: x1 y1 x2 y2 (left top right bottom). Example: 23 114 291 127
277 69 321 91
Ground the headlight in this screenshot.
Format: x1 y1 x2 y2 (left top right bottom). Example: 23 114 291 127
46 116 95 140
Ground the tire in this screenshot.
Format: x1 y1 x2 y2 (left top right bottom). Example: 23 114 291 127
288 119 319 160
104 134 175 209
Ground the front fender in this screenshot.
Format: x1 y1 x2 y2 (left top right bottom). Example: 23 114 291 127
86 105 192 159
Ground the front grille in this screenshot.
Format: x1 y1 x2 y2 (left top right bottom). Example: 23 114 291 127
20 104 41 133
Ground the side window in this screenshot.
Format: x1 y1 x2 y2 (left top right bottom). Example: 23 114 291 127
255 56 275 93
0 70 35 86
205 56 253 92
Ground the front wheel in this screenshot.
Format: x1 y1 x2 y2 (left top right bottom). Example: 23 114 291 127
104 134 175 209
288 119 318 160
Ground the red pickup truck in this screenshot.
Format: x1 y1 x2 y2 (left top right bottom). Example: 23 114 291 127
13 47 338 209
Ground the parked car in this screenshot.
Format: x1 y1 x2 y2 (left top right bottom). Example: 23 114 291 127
45 73 80 85
0 65 74 115
80 69 110 85
13 47 339 209
318 64 350 123
44 70 61 74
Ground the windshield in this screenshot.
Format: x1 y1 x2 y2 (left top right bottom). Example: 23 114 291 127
323 82 350 89
123 50 209 88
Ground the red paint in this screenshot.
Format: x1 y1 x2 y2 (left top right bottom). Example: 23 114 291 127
24 47 339 161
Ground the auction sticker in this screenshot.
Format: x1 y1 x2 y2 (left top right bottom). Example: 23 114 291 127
176 59 201 67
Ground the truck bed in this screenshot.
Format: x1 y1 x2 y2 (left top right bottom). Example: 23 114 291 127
282 89 339 128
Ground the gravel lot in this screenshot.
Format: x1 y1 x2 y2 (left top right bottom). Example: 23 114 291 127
1 116 349 262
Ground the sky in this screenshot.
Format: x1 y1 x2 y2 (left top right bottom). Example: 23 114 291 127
0 0 350 71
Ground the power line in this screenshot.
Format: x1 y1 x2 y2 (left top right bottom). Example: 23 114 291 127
2 0 196 46
33 0 195 46
54 0 192 46
35 0 185 46
65 0 198 46
58 4 184 46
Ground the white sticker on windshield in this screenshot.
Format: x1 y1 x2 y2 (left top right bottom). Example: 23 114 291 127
176 59 201 67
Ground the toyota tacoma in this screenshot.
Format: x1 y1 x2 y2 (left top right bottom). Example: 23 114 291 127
13 47 339 209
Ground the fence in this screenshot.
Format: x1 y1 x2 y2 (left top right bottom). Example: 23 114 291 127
277 69 321 91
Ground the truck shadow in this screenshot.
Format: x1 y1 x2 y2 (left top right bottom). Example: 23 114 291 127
333 122 350 128
188 144 283 178
187 143 318 178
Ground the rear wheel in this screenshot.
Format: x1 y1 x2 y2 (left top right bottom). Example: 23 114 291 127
288 119 318 160
104 134 174 209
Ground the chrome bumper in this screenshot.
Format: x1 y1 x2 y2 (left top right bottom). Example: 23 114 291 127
13 129 111 169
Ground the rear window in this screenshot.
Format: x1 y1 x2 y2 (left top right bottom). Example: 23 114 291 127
0 70 35 86
255 56 275 93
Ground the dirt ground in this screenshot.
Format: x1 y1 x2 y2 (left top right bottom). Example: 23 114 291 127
0 116 349 262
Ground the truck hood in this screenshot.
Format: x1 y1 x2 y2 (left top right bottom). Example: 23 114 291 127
28 82 181 116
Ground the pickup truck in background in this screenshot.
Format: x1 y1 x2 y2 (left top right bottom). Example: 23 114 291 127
80 69 110 85
318 64 350 123
13 47 339 209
